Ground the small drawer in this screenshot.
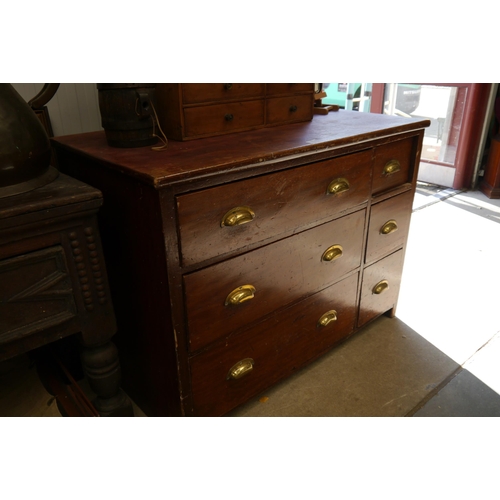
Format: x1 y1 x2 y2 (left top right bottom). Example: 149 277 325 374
176 149 372 266
184 209 365 351
266 83 315 95
266 94 314 125
372 137 415 194
189 273 359 416
183 99 265 138
181 83 266 104
365 190 414 264
358 250 404 327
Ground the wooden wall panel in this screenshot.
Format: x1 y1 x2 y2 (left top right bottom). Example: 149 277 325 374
11 83 102 137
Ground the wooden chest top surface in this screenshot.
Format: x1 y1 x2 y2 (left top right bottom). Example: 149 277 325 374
52 111 430 188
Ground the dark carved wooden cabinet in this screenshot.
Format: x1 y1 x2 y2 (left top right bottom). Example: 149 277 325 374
0 174 133 416
52 111 429 416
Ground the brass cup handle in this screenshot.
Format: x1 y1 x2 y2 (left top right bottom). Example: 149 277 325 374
227 358 254 380
383 160 401 176
380 220 398 235
327 177 350 195
321 244 343 262
373 280 389 294
225 284 256 306
221 206 255 227
317 310 338 327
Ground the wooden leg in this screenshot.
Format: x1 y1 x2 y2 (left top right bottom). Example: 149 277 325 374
80 341 134 417
384 306 397 318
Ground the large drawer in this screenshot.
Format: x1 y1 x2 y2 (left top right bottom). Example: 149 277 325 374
176 149 372 266
181 83 266 104
184 209 365 351
358 250 404 327
189 272 359 416
183 99 265 138
372 137 415 194
365 189 414 264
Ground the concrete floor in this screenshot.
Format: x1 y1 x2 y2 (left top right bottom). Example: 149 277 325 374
2 183 500 417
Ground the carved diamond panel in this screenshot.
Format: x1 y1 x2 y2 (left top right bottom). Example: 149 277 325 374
0 246 77 344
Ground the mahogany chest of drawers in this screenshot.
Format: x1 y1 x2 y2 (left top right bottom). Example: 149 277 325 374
155 83 315 140
52 110 429 416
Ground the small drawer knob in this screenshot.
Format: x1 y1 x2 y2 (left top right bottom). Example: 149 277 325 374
221 206 255 227
225 113 234 121
225 285 256 306
318 310 338 327
383 160 401 176
321 244 343 262
289 105 298 112
227 358 254 380
372 280 389 294
380 220 398 235
327 178 350 195
224 83 233 90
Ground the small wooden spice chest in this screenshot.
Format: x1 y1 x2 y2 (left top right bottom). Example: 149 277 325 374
155 83 315 140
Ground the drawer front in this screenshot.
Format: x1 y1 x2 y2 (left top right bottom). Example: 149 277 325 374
0 246 77 345
372 137 415 194
266 83 315 95
184 209 365 351
266 94 314 125
182 83 266 104
358 250 404 327
177 149 372 266
189 273 359 416
365 190 414 264
183 99 265 138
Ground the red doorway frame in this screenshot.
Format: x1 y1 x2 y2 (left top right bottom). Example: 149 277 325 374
370 83 492 189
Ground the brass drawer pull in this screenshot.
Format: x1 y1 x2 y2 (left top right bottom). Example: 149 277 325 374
317 310 338 327
380 219 398 235
225 284 256 306
321 244 343 262
327 177 350 195
227 358 254 380
383 160 401 176
373 280 389 294
221 206 255 227
225 113 234 121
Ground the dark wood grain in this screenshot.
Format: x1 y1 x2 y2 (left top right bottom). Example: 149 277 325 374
177 148 372 266
358 250 404 327
372 136 416 194
189 273 359 416
52 111 429 188
365 189 414 264
184 209 365 351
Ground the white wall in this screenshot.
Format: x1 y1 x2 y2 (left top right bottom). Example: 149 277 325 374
11 83 103 137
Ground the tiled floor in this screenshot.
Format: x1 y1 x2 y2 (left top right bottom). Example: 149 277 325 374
2 183 500 417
